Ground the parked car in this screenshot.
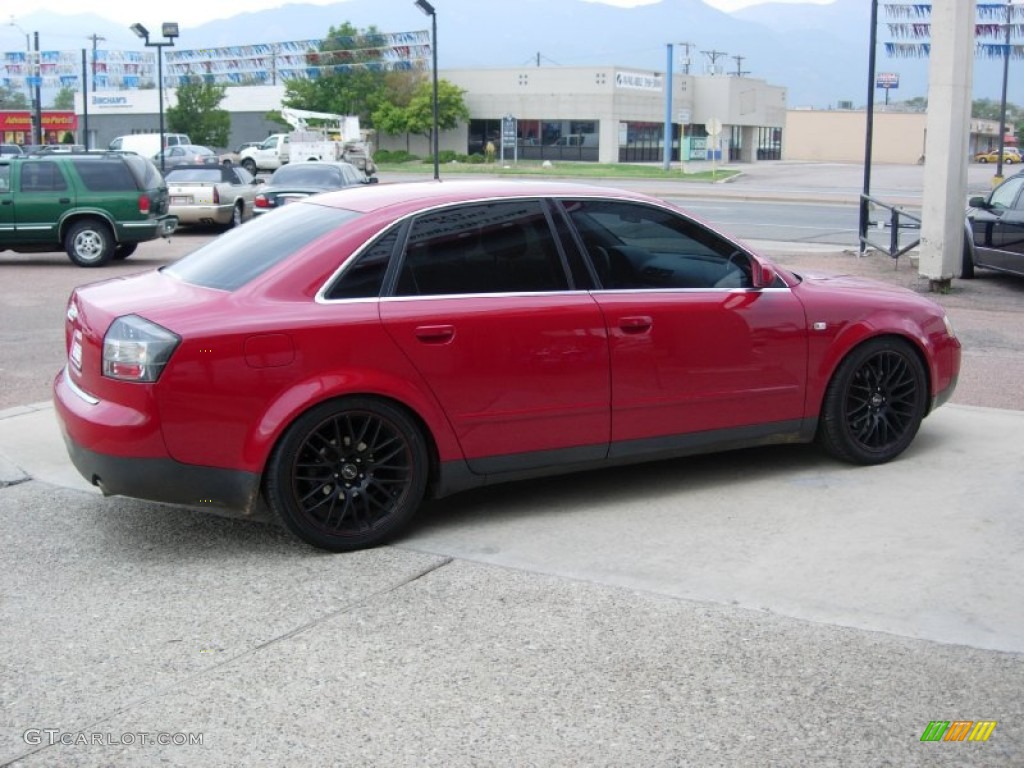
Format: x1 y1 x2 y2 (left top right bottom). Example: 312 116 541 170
0 151 176 266
164 163 263 230
963 170 1024 278
0 143 23 156
153 144 217 170
53 180 961 551
974 148 1020 164
252 160 373 215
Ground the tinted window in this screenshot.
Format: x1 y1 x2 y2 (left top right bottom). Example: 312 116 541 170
395 200 569 296
19 161 67 192
122 154 163 189
165 203 359 291
564 199 752 290
270 164 340 187
0 164 9 192
324 229 399 300
72 159 138 191
989 176 1024 210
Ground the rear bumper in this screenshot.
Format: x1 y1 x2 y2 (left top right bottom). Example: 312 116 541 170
53 367 261 514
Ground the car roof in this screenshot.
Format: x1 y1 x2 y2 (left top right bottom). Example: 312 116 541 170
309 179 654 215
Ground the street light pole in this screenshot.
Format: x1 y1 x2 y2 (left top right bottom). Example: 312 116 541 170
414 0 439 180
995 0 1014 181
130 22 178 173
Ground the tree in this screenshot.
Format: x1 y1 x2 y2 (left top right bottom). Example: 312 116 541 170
372 79 470 152
0 85 28 109
283 22 396 127
51 87 75 110
166 79 231 148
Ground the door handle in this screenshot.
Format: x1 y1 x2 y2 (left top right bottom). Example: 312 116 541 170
618 315 652 333
58 198 71 204
414 324 455 343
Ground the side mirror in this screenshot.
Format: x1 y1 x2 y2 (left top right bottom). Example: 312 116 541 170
968 195 988 209
752 261 778 289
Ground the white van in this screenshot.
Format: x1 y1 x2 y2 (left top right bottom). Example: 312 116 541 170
109 133 191 157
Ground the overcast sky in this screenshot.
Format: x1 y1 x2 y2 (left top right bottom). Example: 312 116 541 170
11 0 832 28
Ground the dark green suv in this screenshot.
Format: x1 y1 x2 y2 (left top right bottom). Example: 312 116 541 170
0 151 177 267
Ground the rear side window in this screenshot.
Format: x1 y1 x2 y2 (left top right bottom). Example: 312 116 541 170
164 203 359 291
72 159 138 191
395 200 569 296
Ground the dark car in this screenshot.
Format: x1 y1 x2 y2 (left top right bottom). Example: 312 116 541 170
54 180 960 552
153 144 217 171
252 160 373 215
963 171 1024 278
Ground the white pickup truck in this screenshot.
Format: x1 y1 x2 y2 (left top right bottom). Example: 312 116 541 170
239 109 377 177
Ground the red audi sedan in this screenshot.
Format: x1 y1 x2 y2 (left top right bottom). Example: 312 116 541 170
54 180 961 551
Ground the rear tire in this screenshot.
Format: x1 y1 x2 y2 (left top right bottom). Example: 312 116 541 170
960 234 975 279
241 158 257 175
65 219 115 267
224 201 244 230
817 338 927 465
265 397 429 552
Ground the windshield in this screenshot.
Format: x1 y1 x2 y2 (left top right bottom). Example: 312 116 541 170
164 203 360 290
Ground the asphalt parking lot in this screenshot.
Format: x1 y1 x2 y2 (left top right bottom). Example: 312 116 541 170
1 164 1022 766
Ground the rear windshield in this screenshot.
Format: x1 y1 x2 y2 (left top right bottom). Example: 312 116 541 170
165 168 225 183
121 154 164 189
164 202 359 291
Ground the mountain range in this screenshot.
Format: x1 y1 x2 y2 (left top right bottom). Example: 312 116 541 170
6 0 1014 109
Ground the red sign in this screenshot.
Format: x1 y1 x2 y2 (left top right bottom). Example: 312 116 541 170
0 111 78 131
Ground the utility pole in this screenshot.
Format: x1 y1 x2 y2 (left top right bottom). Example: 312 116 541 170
678 41 695 74
731 55 749 77
87 33 105 92
701 49 728 75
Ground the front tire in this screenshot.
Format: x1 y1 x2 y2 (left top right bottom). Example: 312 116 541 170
960 233 975 279
265 397 429 551
817 338 927 465
65 219 115 267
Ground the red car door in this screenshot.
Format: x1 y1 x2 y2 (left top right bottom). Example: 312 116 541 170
380 200 610 473
563 198 808 450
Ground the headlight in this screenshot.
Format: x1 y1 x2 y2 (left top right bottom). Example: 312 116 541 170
103 315 180 382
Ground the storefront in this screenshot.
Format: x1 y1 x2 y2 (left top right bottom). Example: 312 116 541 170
0 110 78 146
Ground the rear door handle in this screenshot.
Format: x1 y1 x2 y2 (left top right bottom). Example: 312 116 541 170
58 197 71 204
618 315 652 333
414 324 455 343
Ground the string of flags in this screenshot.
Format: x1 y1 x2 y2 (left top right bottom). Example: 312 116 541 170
0 30 431 91
882 4 1024 58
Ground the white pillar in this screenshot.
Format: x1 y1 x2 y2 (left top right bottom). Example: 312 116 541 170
918 0 977 289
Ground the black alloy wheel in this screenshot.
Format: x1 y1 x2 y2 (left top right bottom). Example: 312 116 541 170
817 338 927 465
265 397 428 551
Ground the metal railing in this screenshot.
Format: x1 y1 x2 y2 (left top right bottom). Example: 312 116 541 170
859 194 921 259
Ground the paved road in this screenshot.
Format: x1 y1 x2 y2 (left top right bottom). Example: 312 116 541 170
1 164 1022 766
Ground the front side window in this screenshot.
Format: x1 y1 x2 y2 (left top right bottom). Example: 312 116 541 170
395 200 569 296
563 199 752 290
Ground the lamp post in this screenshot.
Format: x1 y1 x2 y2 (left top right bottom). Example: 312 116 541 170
131 21 178 173
995 0 1016 182
414 0 439 180
6 19 40 144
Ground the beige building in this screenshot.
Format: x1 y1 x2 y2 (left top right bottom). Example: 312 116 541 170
378 66 787 165
783 109 1004 164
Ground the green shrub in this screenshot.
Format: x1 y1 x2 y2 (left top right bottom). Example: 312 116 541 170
467 153 485 164
375 149 418 163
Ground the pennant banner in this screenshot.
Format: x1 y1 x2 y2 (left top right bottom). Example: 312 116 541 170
0 30 430 91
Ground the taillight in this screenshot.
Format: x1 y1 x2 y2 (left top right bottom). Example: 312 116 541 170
212 187 220 204
103 315 180 383
138 193 151 214
254 195 269 209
